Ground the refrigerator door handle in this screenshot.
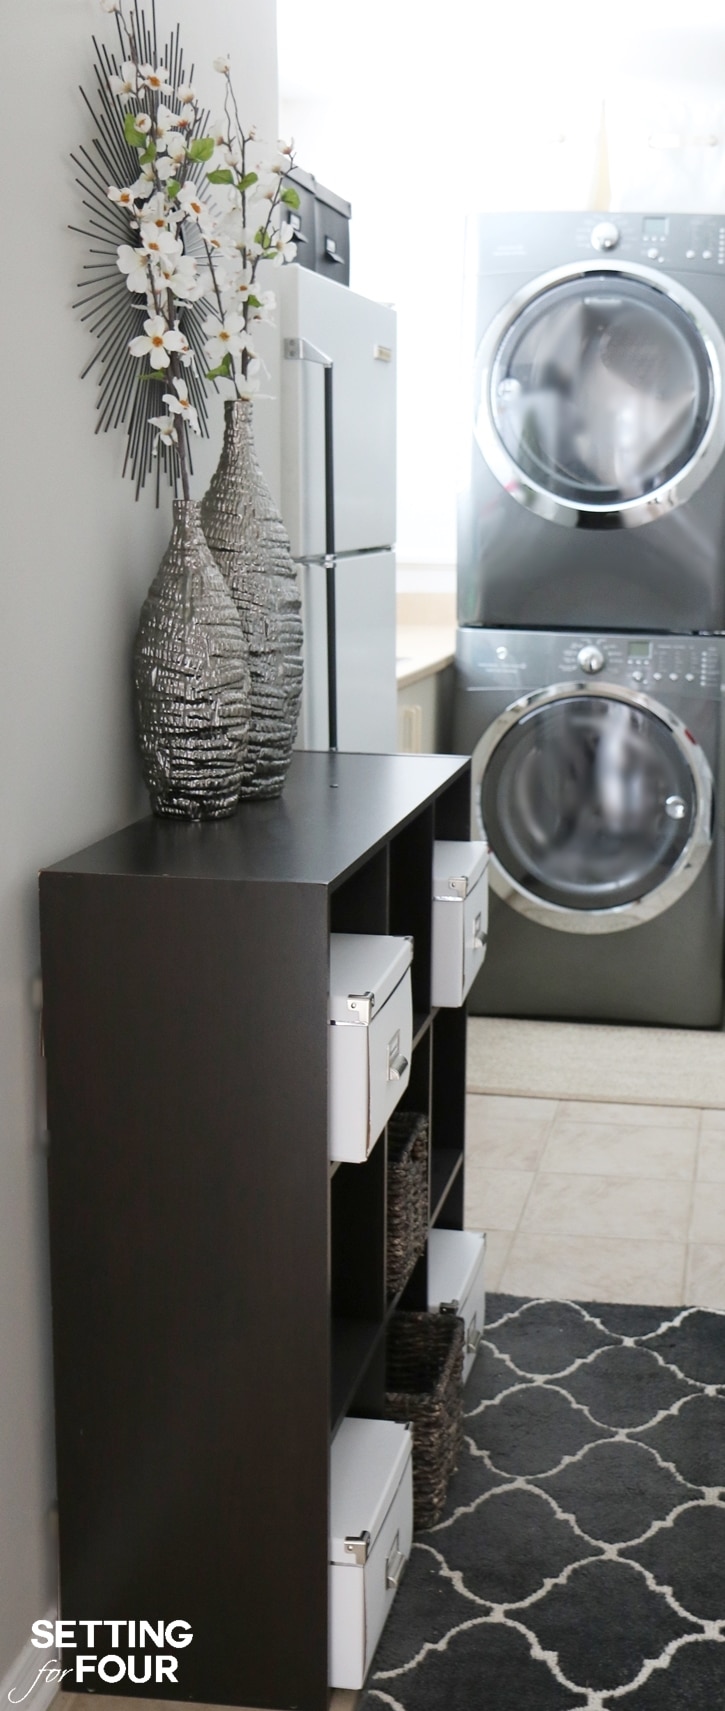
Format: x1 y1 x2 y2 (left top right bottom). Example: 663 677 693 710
284 338 338 751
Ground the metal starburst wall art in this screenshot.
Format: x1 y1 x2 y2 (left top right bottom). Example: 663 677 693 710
73 0 300 500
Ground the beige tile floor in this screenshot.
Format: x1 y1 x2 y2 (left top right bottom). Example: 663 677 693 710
465 1094 725 1307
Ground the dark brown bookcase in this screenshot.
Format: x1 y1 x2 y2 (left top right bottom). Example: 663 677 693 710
39 751 471 1711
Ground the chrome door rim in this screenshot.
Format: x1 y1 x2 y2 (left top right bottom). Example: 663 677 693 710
474 259 725 530
471 681 713 934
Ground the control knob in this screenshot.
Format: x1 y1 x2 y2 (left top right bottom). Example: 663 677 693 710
577 644 606 674
591 221 620 251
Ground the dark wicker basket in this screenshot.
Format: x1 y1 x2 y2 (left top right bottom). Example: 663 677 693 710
386 1111 429 1298
385 1310 464 1530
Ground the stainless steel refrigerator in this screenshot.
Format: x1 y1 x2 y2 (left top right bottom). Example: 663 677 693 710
277 264 397 752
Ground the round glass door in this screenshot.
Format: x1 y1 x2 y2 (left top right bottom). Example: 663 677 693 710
480 271 714 512
481 694 701 913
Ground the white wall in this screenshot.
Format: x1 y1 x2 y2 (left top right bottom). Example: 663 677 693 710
0 0 278 1677
278 0 725 588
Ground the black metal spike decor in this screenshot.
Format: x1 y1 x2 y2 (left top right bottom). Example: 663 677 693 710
72 1 213 499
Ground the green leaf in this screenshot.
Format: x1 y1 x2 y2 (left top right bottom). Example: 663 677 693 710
124 111 149 149
188 136 215 163
238 171 258 192
205 353 233 381
165 179 181 199
261 229 272 249
139 138 156 166
280 186 300 209
247 295 262 309
207 168 234 185
139 371 163 382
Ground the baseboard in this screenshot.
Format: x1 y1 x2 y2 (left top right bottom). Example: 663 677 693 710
0 1609 59 1711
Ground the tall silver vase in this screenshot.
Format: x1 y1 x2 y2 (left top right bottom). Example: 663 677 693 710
133 498 250 820
201 399 303 799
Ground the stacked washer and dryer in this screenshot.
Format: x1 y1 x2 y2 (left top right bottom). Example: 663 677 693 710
454 211 725 1027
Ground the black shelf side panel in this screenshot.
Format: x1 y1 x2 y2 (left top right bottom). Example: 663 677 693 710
40 871 331 1711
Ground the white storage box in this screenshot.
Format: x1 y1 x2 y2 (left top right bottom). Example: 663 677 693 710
329 934 413 1162
431 841 489 1008
428 1228 486 1384
330 1416 413 1689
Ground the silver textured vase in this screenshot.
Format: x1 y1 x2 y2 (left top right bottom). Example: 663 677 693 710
200 399 303 799
133 498 250 820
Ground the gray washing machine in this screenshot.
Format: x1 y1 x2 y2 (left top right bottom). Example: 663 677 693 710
458 212 725 632
455 629 725 1026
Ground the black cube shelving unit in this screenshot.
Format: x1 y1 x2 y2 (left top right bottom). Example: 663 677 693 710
39 751 471 1711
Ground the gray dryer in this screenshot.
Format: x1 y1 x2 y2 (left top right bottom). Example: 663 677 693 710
458 212 725 632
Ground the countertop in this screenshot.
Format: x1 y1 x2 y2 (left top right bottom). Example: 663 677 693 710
396 625 456 688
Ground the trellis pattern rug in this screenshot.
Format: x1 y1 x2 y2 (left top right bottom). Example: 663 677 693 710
361 1294 725 1710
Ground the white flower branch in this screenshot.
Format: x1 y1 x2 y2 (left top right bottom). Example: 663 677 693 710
98 0 299 480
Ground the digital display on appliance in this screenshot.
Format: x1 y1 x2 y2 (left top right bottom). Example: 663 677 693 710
628 640 651 658
643 216 669 237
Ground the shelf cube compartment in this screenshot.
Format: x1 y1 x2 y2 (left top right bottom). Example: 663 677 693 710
386 1111 429 1298
428 1228 486 1384
329 1416 413 1689
431 840 489 1008
385 1311 464 1530
329 934 413 1162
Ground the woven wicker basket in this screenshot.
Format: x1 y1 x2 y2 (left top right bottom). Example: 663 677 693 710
386 1112 429 1298
385 1310 464 1530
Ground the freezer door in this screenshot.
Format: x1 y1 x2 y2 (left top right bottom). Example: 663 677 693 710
296 550 397 752
279 265 396 557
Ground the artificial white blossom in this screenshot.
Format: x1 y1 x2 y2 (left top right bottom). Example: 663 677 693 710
246 288 275 324
150 414 178 449
214 220 252 264
117 242 154 295
155 154 182 184
158 252 210 302
162 378 200 433
177 183 210 224
203 311 254 369
165 132 187 164
176 83 197 104
141 190 183 230
215 256 253 293
100 0 120 11
213 54 231 74
108 60 138 100
153 104 177 139
270 223 297 265
128 314 187 369
140 63 173 95
132 112 153 135
233 367 261 400
255 173 282 203
264 151 292 179
129 169 155 200
139 226 181 261
108 184 137 208
214 139 243 174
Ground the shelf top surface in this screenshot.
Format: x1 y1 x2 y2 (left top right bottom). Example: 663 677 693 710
43 751 470 887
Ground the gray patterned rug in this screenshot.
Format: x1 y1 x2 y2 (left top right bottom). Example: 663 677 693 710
361 1294 725 1710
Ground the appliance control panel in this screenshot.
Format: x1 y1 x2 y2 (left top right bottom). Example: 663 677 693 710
477 212 725 274
558 635 723 693
456 628 724 697
577 212 725 271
